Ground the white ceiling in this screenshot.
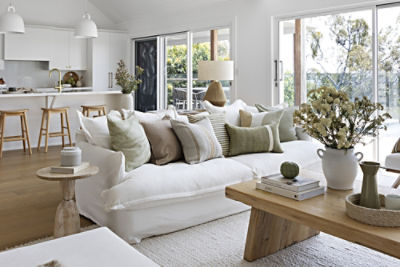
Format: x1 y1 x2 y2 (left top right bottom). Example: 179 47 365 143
89 0 231 25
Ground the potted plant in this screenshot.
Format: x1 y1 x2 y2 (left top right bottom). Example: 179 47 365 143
115 60 144 110
294 87 391 190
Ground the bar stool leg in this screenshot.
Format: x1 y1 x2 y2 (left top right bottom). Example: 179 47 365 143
23 112 32 155
64 110 72 147
45 111 50 153
37 110 46 152
102 107 106 116
98 110 101 117
60 112 65 148
0 113 5 158
393 175 400 189
20 115 26 152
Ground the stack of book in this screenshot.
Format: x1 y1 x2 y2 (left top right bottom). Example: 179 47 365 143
50 162 89 174
256 173 325 201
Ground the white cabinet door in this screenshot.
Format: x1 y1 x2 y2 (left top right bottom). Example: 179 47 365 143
69 32 88 70
5 27 52 61
92 32 110 91
108 32 129 89
49 30 69 70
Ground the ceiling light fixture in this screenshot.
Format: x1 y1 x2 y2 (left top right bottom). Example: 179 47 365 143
74 0 98 38
0 1 25 34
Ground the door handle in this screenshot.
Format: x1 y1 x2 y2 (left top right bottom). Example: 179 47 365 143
274 60 278 82
110 72 113 88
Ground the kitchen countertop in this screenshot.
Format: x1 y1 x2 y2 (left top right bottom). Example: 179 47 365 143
0 89 122 98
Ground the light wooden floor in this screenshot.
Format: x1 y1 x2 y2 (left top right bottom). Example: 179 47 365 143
0 147 94 250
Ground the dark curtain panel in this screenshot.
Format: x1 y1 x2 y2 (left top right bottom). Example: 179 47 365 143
135 39 158 111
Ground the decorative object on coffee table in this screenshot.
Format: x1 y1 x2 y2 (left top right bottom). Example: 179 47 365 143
359 161 381 209
294 87 391 190
280 161 299 179
345 193 400 227
36 165 99 238
115 60 144 110
198 60 234 107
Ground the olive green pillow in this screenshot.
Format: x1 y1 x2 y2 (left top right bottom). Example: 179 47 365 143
107 112 151 172
225 123 283 156
255 104 298 142
240 109 284 128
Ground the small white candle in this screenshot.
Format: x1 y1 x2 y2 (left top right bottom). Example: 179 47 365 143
386 194 400 210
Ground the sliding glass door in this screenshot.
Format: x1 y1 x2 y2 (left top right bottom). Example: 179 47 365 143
276 4 400 161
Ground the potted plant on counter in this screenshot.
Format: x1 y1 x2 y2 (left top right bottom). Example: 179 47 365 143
294 86 391 190
115 60 144 110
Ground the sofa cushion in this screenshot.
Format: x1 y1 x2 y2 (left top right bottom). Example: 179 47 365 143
385 153 400 171
101 158 255 211
77 111 111 149
230 140 321 178
203 99 257 126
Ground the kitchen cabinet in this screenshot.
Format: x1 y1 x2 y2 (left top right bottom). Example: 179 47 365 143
91 31 128 91
49 30 87 70
4 27 52 61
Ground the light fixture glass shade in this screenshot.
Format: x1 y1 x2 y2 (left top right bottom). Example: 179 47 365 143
198 60 234 81
0 5 25 34
74 12 98 38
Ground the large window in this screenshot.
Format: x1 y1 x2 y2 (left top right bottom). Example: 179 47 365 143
276 4 400 161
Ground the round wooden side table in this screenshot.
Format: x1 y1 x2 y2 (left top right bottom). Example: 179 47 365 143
36 165 99 238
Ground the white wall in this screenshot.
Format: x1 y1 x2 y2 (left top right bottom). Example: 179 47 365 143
119 0 395 105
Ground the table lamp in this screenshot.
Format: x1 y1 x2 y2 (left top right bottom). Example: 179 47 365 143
198 60 234 107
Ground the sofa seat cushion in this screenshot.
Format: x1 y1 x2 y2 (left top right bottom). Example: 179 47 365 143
101 158 254 211
230 140 321 178
385 153 400 171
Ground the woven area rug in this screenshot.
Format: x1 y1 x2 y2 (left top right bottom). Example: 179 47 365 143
133 211 399 267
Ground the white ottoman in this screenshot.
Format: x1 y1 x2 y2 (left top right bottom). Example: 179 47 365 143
0 227 158 267
385 153 400 188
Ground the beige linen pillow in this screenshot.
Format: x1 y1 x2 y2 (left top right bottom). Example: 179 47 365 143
171 118 223 164
188 112 229 156
141 120 183 165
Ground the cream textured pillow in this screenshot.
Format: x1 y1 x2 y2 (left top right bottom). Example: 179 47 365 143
171 118 222 164
77 111 111 149
203 99 257 126
107 112 151 172
188 112 229 156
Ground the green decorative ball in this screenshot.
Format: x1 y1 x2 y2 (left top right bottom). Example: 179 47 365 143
280 161 300 179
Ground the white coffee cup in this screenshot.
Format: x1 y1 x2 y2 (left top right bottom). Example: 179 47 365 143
385 194 400 210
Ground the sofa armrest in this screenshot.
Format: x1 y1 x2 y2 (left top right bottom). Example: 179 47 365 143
77 141 126 189
295 127 312 141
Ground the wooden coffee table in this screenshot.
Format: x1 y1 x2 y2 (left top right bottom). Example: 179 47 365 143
36 165 99 238
226 170 400 261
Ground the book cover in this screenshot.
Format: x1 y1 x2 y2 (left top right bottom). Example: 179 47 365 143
50 162 89 174
256 182 325 201
261 173 319 192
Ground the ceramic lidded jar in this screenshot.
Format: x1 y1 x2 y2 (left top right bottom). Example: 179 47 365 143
61 147 82 167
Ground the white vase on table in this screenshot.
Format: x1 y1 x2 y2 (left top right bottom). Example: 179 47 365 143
120 93 134 111
317 147 363 190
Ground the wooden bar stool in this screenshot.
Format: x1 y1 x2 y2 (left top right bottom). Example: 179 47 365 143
0 109 32 158
81 105 106 117
38 107 72 153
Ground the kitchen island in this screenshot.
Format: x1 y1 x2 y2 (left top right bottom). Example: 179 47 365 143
0 90 123 151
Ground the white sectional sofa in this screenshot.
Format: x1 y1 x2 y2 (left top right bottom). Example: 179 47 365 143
75 130 320 243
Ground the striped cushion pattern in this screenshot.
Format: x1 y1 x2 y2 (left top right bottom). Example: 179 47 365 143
188 113 229 156
171 118 222 164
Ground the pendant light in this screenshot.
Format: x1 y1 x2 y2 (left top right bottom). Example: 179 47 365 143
74 0 98 38
0 1 25 34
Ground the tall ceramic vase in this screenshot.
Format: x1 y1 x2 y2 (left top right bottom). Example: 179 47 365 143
120 93 134 111
317 147 363 190
359 161 381 209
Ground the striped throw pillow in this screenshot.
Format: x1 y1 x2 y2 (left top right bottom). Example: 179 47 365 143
171 118 222 164
188 113 229 156
393 138 400 153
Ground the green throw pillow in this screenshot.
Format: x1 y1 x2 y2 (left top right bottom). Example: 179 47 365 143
225 123 283 156
255 104 298 142
107 112 151 172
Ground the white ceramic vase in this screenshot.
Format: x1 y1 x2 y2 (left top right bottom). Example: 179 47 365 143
120 93 134 111
317 147 363 190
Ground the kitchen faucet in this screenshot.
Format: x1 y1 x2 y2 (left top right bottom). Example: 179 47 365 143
49 68 63 93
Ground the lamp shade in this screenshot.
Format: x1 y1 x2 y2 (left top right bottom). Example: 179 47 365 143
198 60 234 81
0 4 25 34
74 12 98 38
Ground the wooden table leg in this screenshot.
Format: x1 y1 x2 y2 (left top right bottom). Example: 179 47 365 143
393 175 400 189
244 207 319 262
54 180 80 238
